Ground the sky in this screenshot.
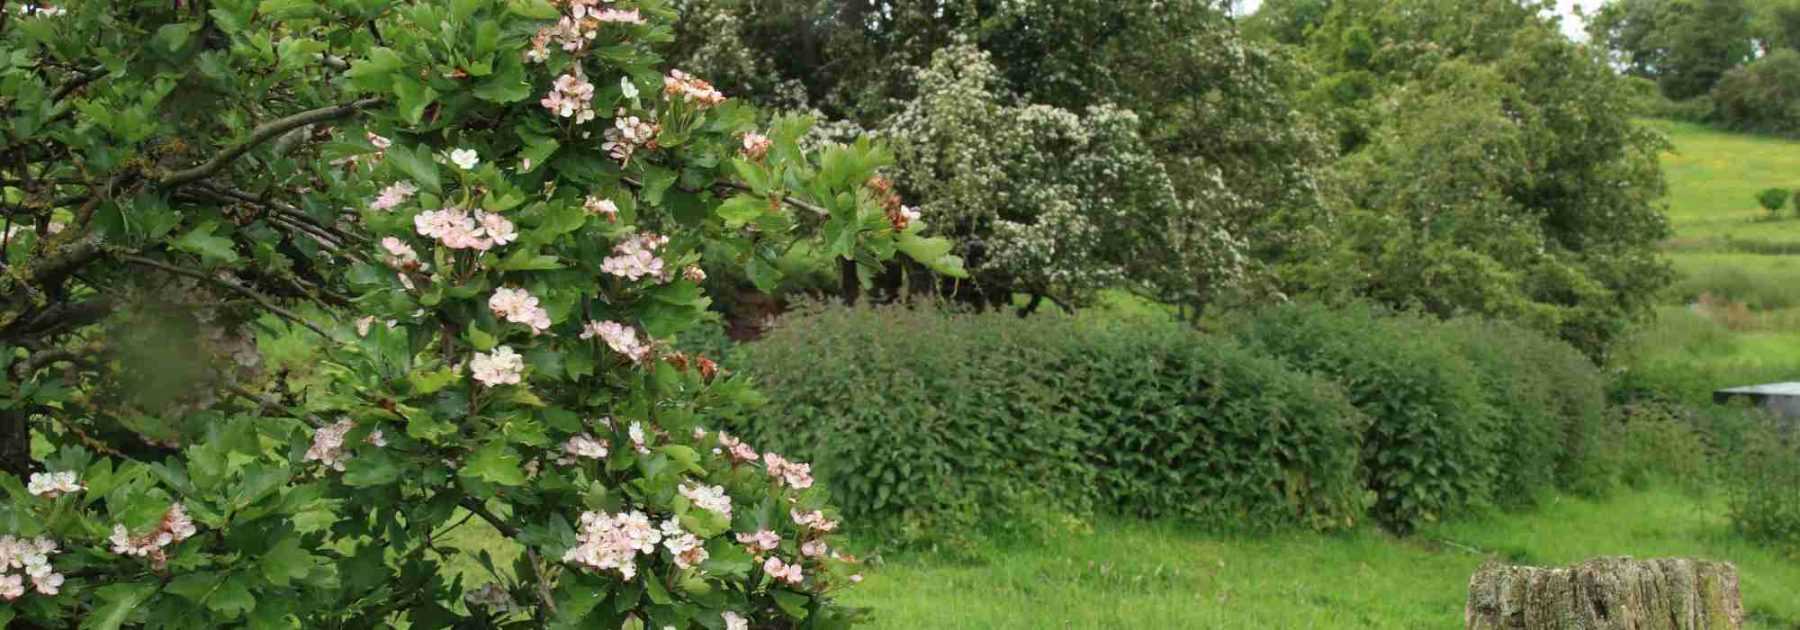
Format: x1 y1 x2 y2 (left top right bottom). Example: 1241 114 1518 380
1234 0 1608 41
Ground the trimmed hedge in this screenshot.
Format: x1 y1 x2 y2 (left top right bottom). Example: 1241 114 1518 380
1232 304 1500 532
729 305 1367 545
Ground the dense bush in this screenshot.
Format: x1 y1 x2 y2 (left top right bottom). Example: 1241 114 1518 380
1712 49 1800 136
1727 423 1800 548
1438 318 1612 504
730 305 1367 546
1232 304 1500 532
1758 187 1794 214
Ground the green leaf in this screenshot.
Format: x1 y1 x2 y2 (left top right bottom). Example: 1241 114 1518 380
260 537 317 587
393 78 439 126
465 441 526 486
466 327 497 352
408 367 460 395
474 58 531 103
174 223 240 265
347 47 407 92
388 144 442 195
83 582 157 630
208 578 257 619
154 23 197 53
772 589 811 620
895 233 967 277
342 450 401 487
497 249 565 271
715 194 765 228
507 0 562 19
640 166 678 206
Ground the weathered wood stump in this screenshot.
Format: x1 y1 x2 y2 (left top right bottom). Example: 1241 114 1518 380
1466 557 1743 630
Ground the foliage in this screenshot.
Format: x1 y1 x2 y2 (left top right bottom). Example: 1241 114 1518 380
1281 4 1674 359
1588 0 1756 100
1725 420 1800 548
730 305 1367 547
880 44 1245 309
1714 50 1800 136
1231 303 1499 532
0 1 964 627
1757 186 1795 213
1438 317 1611 504
668 0 1337 315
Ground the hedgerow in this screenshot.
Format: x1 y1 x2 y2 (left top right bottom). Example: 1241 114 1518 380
731 306 1367 546
1232 303 1499 533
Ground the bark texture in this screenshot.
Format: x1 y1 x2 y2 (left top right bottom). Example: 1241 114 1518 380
1466 557 1743 630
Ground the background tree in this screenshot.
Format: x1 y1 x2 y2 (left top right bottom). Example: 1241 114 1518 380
1588 0 1756 99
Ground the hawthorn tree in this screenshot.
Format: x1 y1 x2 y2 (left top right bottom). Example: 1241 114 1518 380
0 0 959 627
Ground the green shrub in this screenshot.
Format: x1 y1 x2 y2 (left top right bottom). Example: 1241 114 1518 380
1439 317 1610 504
1757 187 1792 214
1233 303 1498 532
731 305 1366 546
1727 425 1800 548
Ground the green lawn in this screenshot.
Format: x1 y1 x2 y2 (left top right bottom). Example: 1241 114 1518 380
844 487 1800 629
1623 121 1800 396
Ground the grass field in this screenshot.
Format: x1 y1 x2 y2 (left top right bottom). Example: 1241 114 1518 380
1617 121 1800 399
844 487 1800 629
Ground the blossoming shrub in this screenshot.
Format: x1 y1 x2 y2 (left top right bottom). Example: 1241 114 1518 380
732 305 1367 546
1232 303 1501 533
1 1 960 627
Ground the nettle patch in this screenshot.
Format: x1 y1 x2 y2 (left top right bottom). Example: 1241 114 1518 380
0 0 960 628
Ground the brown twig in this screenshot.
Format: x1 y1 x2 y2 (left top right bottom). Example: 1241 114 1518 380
159 98 382 188
118 253 332 338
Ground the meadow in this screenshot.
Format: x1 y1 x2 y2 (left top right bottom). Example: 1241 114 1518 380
830 121 1800 628
1617 121 1800 401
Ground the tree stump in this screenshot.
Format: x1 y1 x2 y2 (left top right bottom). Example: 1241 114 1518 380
1466 557 1744 630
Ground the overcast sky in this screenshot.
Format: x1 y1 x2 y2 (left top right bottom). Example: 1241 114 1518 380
1234 0 1609 41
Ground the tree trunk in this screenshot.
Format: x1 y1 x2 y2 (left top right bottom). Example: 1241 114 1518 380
0 408 33 479
1466 557 1744 630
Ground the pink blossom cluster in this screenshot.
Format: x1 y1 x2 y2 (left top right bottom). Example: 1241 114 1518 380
628 420 650 453
305 418 386 472
735 529 779 552
559 432 609 465
561 509 662 579
791 509 840 533
602 112 657 163
525 1 644 63
0 535 64 600
663 70 726 108
488 287 553 335
109 503 198 570
679 483 733 519
660 519 708 569
580 320 653 364
762 556 804 585
540 73 597 124
380 237 425 272
762 452 815 489
471 346 526 387
715 431 759 464
414 208 517 251
26 470 82 498
723 611 749 630
370 181 416 211
741 132 771 161
599 232 669 281
583 195 619 220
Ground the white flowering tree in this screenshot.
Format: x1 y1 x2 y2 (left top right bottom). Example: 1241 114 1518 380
0 1 959 627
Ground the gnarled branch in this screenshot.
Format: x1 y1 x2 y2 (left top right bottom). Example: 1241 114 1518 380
159 98 382 188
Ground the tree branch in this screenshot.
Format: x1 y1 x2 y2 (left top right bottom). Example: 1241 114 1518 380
459 498 557 614
118 254 332 338
158 98 382 188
